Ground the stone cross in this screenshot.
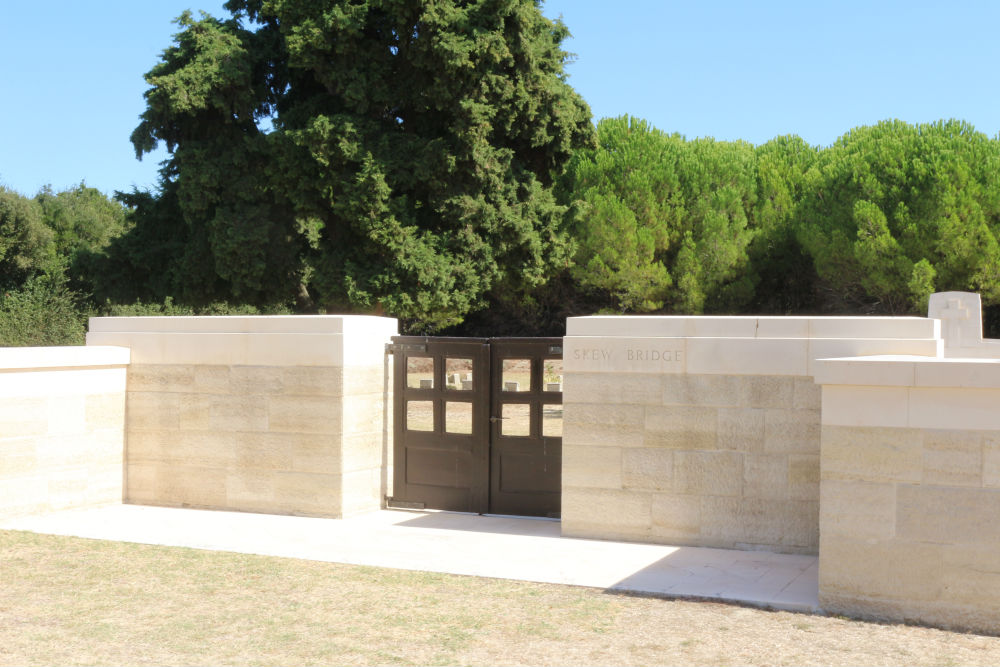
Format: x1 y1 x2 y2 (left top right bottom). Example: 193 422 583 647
928 291 984 355
939 297 970 349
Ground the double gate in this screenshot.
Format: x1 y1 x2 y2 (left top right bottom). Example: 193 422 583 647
388 337 563 518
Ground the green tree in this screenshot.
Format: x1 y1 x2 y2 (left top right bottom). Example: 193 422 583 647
796 119 1000 313
0 187 56 290
0 274 86 347
117 0 593 330
560 116 756 314
91 184 196 306
35 184 130 260
559 116 679 311
748 135 819 312
674 136 757 312
35 183 131 295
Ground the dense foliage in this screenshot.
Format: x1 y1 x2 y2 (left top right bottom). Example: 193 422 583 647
796 120 1000 314
4 3 1000 342
0 274 86 346
559 116 756 314
110 0 594 331
8 116 1000 342
0 187 56 291
557 117 1000 319
0 184 128 345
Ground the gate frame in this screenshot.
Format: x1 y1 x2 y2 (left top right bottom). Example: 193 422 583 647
387 336 562 517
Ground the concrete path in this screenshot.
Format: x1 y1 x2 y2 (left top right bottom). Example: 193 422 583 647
0 504 819 613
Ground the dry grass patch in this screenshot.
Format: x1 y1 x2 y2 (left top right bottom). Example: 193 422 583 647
2 530 999 666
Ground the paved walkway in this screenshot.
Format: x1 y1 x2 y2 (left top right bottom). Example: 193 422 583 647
0 504 819 613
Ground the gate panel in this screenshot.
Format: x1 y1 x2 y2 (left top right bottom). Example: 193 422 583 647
389 336 562 518
489 338 563 518
390 337 490 513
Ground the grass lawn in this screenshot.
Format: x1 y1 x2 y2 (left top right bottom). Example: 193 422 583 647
2 530 999 666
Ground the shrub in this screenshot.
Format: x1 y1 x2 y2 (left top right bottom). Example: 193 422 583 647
0 276 87 346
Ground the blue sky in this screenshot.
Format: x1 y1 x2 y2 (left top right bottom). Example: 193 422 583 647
1 0 998 198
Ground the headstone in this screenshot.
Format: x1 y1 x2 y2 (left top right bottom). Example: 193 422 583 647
419 378 433 389
928 291 983 353
504 381 519 392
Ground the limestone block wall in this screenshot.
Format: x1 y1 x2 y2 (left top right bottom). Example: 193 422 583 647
87 315 397 518
0 346 129 519
815 355 1000 635
562 315 940 554
343 360 394 516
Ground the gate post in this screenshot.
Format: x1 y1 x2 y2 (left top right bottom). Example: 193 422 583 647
87 314 398 518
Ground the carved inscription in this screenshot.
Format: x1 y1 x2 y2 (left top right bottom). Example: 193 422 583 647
572 348 611 361
626 348 682 362
570 347 683 364
564 338 686 373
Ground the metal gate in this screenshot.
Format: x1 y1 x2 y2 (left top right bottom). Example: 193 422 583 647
388 337 563 518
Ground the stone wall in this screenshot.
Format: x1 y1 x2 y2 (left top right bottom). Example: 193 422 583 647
87 315 396 518
0 346 129 519
815 355 1000 635
562 315 940 554
10 296 1000 635
563 372 822 552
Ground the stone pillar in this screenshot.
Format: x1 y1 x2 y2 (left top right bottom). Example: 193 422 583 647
87 315 397 518
814 354 1000 634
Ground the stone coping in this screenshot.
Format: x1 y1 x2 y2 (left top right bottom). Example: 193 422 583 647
566 315 939 340
564 337 940 376
939 341 1000 359
814 354 1000 389
0 345 130 371
89 314 396 335
86 315 398 366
